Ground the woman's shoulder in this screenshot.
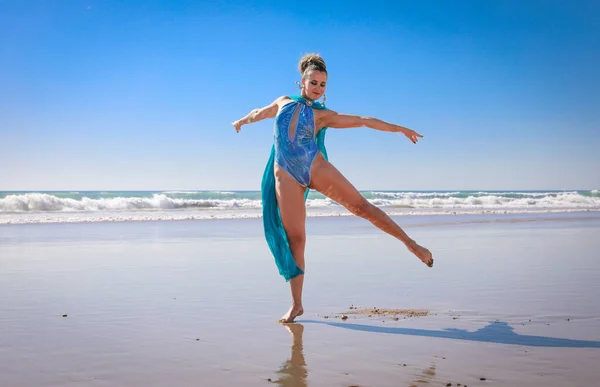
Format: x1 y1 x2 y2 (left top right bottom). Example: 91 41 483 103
275 95 293 105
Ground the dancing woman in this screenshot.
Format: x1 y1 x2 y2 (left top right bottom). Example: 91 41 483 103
232 54 433 323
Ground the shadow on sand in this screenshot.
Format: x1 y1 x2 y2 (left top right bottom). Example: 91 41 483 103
300 319 600 348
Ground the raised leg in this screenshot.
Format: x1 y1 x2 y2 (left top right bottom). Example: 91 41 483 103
309 154 433 267
275 163 308 322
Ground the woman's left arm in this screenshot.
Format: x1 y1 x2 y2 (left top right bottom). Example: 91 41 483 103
320 111 424 144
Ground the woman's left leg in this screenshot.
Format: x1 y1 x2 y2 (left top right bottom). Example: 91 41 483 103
309 154 433 267
274 164 309 323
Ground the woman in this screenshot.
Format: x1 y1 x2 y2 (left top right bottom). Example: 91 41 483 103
232 54 433 323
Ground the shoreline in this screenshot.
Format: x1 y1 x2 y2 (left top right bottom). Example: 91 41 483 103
1 207 599 225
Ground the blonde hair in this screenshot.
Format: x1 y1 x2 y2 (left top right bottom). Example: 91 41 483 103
298 53 327 77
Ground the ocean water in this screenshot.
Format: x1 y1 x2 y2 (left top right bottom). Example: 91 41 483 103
0 190 598 224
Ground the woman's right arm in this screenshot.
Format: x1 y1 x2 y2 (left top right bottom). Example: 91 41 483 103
232 96 287 133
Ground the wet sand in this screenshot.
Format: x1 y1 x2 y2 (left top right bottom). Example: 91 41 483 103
1 213 599 386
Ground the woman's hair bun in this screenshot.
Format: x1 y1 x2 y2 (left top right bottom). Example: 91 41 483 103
298 53 327 75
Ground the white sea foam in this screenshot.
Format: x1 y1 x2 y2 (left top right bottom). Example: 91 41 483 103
0 193 263 212
1 208 597 225
366 192 599 209
1 191 599 214
369 191 462 198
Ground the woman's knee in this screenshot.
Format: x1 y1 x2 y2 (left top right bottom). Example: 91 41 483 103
286 231 306 249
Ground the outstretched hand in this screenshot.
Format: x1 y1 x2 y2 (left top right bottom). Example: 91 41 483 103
403 128 424 144
232 120 242 133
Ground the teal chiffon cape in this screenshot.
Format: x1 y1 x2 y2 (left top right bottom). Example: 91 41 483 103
260 95 329 281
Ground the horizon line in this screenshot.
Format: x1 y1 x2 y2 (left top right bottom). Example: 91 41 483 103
0 188 596 192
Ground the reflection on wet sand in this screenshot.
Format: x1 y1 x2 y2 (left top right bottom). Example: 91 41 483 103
273 323 308 387
272 323 440 387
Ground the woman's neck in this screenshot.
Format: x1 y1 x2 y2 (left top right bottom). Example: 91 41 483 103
300 91 313 101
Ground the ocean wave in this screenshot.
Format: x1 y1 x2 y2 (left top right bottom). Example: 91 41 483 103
368 191 462 198
0 193 262 212
367 192 599 208
1 191 598 213
161 190 236 195
368 191 583 199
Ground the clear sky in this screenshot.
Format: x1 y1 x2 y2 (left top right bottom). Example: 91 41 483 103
1 0 598 191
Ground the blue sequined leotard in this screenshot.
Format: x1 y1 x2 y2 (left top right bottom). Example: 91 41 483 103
274 100 319 186
261 96 329 281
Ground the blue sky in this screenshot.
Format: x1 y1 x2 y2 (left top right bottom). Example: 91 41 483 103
1 0 598 191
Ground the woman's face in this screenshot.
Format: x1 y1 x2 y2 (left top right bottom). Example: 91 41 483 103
302 70 327 100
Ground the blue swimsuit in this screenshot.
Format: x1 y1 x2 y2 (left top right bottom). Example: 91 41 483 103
261 96 329 281
274 100 320 186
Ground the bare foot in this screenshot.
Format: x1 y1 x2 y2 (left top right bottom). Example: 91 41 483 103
408 242 434 267
279 305 304 323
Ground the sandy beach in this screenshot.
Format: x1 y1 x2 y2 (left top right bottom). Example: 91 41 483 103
1 212 599 386
2 0 598 385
